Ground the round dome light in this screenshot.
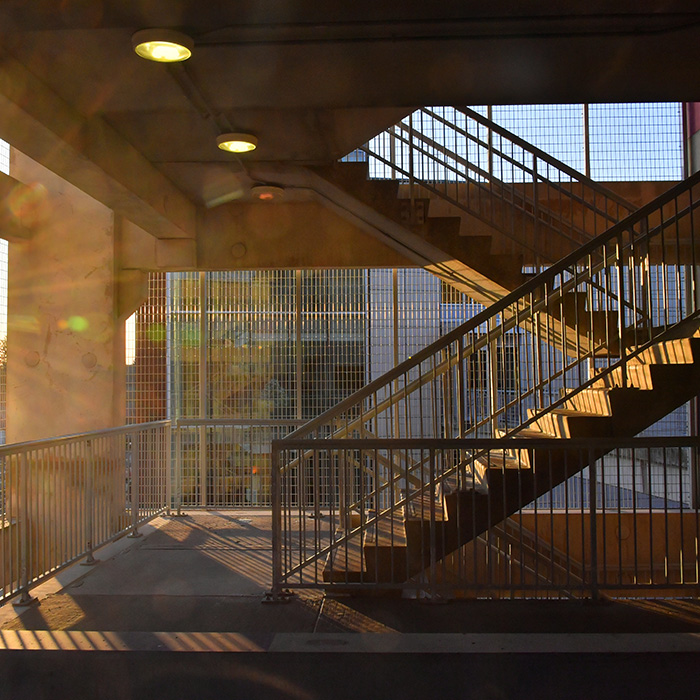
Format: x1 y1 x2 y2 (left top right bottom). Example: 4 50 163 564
251 184 285 201
132 29 194 63
217 133 258 153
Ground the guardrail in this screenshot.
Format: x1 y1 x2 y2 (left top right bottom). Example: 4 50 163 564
271 437 700 599
0 421 170 606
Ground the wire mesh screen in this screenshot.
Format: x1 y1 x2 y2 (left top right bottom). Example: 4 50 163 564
129 269 460 424
588 103 684 181
129 269 480 505
362 103 683 183
489 104 587 174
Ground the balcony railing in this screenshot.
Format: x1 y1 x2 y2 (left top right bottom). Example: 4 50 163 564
0 421 170 606
0 421 697 605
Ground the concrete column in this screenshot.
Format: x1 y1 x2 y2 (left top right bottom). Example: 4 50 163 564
6 149 126 442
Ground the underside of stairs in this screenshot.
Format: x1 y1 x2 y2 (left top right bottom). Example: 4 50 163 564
312 160 528 306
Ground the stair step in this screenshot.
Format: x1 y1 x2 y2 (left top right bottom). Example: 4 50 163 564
531 408 614 438
509 426 556 440
561 386 642 416
323 536 367 583
475 452 529 471
630 336 700 365
597 361 700 391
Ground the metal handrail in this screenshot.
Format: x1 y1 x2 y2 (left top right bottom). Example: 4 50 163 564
456 106 634 209
361 106 636 263
396 113 628 232
287 169 700 443
0 420 170 454
272 436 700 595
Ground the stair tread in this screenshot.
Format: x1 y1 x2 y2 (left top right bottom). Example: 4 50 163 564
547 407 614 419
508 427 556 439
476 452 530 470
323 537 367 581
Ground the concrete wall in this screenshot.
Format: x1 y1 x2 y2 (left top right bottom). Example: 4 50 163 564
6 149 126 441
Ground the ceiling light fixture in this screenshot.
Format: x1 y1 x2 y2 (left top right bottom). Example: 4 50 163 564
132 29 194 63
217 133 258 153
251 184 285 201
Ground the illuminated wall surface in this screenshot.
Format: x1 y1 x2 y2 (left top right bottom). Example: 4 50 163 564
0 140 9 444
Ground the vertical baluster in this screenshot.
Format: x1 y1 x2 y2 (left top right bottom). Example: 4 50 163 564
13 452 34 607
82 439 97 566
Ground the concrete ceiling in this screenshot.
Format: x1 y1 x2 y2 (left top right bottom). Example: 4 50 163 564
0 1 699 217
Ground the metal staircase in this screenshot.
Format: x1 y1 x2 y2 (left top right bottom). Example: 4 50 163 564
312 106 636 306
271 168 700 598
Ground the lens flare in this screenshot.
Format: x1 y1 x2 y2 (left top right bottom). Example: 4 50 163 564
68 316 89 332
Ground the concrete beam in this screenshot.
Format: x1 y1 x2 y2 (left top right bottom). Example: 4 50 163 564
0 53 197 240
119 219 197 270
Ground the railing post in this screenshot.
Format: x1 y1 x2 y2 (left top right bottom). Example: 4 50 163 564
165 422 172 516
13 452 36 607
174 420 185 516
488 317 499 437
408 113 415 211
339 448 349 532
264 442 291 603
588 448 599 601
128 431 142 538
428 448 438 599
487 105 493 177
616 230 627 388
532 155 540 264
82 439 98 566
583 103 591 179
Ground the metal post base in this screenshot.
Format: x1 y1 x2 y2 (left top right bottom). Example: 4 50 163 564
418 591 451 605
127 531 143 539
262 589 294 604
12 591 38 608
80 554 99 567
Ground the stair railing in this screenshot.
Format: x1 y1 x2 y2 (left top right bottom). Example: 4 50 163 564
361 106 635 265
273 173 700 574
287 171 700 445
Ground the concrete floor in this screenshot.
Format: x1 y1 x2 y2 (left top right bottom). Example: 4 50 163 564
1 511 700 699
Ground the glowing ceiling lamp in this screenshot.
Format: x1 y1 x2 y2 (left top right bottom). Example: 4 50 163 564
251 184 284 201
217 133 258 153
132 29 194 63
